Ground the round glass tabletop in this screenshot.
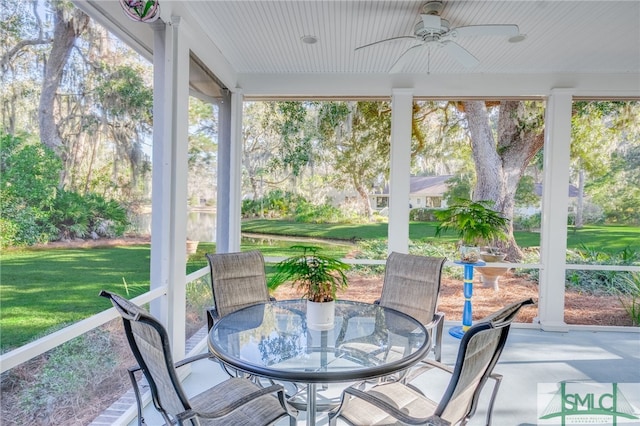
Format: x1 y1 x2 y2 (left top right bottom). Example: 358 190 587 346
208 299 430 384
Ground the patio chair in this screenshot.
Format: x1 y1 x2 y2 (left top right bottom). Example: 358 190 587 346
206 250 301 390
328 298 536 426
205 250 274 331
334 253 446 388
377 252 447 362
99 290 297 426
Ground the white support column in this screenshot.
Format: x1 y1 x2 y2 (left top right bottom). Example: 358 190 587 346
150 21 170 322
216 90 232 253
388 89 413 254
150 16 189 357
538 88 573 332
228 90 244 252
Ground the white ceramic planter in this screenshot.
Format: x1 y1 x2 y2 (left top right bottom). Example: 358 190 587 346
306 300 335 330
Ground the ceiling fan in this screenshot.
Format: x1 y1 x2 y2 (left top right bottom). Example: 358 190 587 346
356 1 524 73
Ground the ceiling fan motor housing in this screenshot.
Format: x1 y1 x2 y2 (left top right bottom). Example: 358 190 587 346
415 15 450 39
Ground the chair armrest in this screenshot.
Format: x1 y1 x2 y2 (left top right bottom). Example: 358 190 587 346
403 358 454 384
206 307 220 331
174 352 215 369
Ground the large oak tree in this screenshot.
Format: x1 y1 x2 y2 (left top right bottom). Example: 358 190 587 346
38 1 89 153
463 100 545 261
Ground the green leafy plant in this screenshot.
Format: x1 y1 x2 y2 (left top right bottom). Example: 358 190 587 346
619 273 640 326
18 330 117 418
434 199 509 246
268 245 349 302
565 245 640 295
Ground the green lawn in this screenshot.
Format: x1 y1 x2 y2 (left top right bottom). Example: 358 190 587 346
2 239 353 352
2 221 638 351
243 220 390 241
1 245 151 352
242 220 640 253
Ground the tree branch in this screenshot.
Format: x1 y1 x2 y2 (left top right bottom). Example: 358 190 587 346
1 38 52 73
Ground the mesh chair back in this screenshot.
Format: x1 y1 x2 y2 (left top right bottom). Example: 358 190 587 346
206 251 270 319
100 291 191 424
379 252 446 326
436 298 536 424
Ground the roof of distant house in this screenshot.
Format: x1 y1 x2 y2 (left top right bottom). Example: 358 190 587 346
380 175 454 197
378 177 578 198
534 183 579 197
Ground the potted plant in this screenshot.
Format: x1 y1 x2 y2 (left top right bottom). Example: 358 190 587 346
186 238 199 255
269 245 349 329
434 199 509 263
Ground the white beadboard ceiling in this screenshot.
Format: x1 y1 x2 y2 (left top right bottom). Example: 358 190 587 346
76 0 640 97
190 0 638 75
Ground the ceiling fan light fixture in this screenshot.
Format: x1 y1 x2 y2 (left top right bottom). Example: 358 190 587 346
301 35 318 44
508 34 526 43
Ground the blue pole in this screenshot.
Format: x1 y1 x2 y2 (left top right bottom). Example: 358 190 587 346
462 264 474 331
449 261 484 339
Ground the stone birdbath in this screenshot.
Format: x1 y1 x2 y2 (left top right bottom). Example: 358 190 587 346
476 250 510 291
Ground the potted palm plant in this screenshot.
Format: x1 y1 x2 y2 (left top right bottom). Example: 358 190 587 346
269 245 349 330
434 199 509 263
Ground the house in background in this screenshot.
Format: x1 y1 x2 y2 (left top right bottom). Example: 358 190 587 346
372 175 453 211
515 182 580 217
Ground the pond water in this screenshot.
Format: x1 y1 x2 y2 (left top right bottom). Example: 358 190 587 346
130 211 352 250
129 211 217 242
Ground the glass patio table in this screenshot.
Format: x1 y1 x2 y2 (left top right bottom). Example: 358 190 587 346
207 299 430 425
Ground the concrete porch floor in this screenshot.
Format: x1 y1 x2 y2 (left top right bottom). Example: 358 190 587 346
101 323 639 426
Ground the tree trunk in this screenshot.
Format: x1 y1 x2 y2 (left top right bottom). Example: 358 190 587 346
575 169 585 228
38 3 89 154
355 183 373 221
463 100 545 261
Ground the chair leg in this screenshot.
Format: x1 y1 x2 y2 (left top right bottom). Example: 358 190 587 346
485 374 503 426
128 367 146 426
434 314 444 362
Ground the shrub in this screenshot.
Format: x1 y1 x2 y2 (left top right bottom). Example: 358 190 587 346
1 133 61 245
186 276 211 332
409 208 439 222
294 199 345 223
567 202 605 226
513 213 541 231
241 190 305 218
48 190 129 241
0 133 129 246
618 273 640 326
18 330 118 420
565 245 640 295
242 190 348 223
352 240 388 275
513 248 542 283
352 240 459 277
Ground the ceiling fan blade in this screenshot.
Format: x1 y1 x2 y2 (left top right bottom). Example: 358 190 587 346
355 36 416 51
439 40 479 68
452 24 520 38
389 44 422 73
